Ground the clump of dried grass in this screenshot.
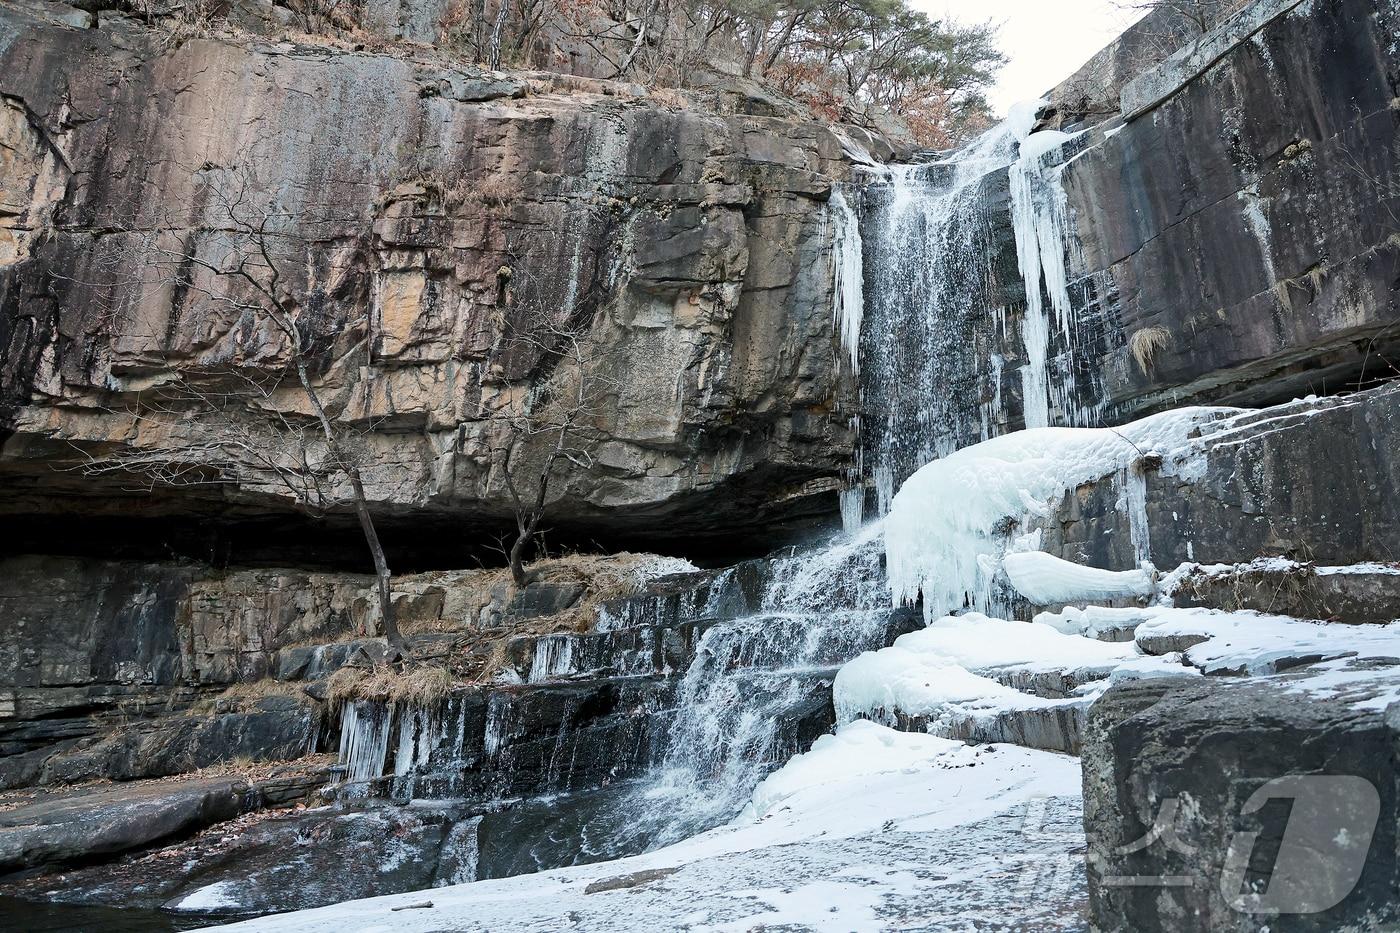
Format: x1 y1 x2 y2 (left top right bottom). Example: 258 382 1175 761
1128 326 1172 375
527 551 696 632
326 663 454 708
208 679 308 713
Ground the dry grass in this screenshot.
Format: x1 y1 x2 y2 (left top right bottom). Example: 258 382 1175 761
1128 326 1172 375
327 663 454 708
531 551 696 630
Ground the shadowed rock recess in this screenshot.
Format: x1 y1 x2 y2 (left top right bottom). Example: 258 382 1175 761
3 0 1400 930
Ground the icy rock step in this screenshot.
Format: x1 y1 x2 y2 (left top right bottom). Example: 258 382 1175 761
833 613 1139 755
932 702 1089 755
1130 608 1400 675
1166 557 1400 625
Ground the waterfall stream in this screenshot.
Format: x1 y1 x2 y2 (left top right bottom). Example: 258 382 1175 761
331 101 1101 883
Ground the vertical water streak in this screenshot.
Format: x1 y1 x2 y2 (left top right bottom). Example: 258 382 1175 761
528 634 576 683
1009 131 1081 428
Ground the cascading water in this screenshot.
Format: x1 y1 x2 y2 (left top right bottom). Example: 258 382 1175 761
847 116 1028 515
326 101 1114 885
618 522 896 850
837 103 1108 517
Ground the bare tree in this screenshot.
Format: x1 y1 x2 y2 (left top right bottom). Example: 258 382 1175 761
473 236 621 589
71 174 412 661
1112 0 1251 59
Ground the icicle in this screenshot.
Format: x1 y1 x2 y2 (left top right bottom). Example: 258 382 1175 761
528 634 576 683
393 704 445 778
1009 130 1081 429
337 700 393 789
1118 464 1153 566
829 185 865 374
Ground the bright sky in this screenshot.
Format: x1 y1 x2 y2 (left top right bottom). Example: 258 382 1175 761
918 0 1149 115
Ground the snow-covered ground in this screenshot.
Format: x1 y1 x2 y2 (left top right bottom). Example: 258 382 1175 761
213 721 1086 933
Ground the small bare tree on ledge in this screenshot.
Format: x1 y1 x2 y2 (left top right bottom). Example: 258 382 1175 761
72 174 411 661
479 248 620 589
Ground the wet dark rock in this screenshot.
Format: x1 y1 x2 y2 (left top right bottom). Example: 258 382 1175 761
506 582 585 620
1 801 484 918
35 701 316 786
1068 0 1400 420
0 777 247 873
1083 663 1400 931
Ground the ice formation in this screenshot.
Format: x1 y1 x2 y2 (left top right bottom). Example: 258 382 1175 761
337 700 393 788
884 406 1236 620
828 185 864 375
1009 129 1082 428
1001 550 1155 605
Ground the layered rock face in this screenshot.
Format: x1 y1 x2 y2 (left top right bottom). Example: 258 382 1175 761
1062 0 1400 419
0 0 880 553
844 0 1400 509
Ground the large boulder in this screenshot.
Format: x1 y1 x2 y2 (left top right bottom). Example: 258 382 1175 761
1084 666 1400 931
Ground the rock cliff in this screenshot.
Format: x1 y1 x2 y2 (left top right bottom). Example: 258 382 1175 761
0 0 887 557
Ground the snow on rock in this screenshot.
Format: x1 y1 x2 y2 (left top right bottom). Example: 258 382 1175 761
1034 605 1166 642
1005 99 1049 141
170 880 245 913
1106 653 1203 684
632 555 702 582
1134 608 1400 675
834 645 1030 726
833 613 1134 726
1276 658 1400 712
1002 551 1155 606
740 719 983 821
885 407 1236 621
211 723 1085 933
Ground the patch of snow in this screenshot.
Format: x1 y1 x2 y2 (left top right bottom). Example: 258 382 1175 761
1005 99 1049 141
741 719 979 821
1106 653 1202 684
833 613 1133 725
632 555 702 582
211 723 1085 933
1034 605 1166 641
1135 609 1400 675
171 880 245 913
1002 551 1155 605
1318 562 1400 576
1277 658 1400 711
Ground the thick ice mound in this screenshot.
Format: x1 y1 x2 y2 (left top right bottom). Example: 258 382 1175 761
885 407 1235 620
